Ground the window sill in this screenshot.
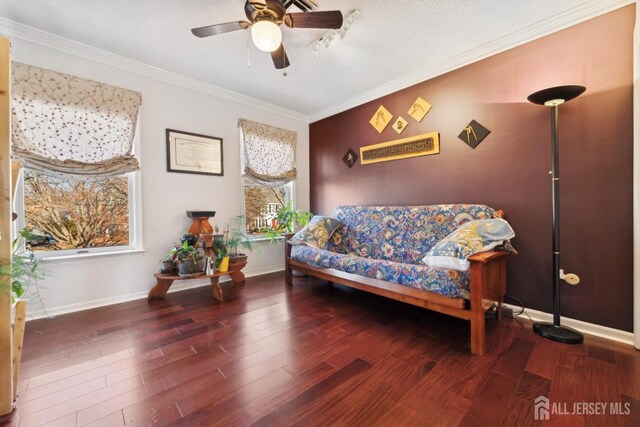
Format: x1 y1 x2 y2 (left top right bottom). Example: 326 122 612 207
37 248 146 262
245 235 284 243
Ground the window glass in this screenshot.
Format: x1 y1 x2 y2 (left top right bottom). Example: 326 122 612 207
23 170 130 252
243 178 292 235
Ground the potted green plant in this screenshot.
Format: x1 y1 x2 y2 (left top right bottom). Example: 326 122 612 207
224 215 254 271
170 241 204 276
0 229 43 304
159 253 178 275
263 201 313 242
210 239 227 272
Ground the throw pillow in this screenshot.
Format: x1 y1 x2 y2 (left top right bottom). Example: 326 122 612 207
422 218 516 271
289 216 343 249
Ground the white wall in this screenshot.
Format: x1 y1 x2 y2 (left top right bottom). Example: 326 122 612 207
8 38 309 317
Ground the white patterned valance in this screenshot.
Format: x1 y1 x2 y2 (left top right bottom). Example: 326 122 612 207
11 62 142 179
239 119 297 187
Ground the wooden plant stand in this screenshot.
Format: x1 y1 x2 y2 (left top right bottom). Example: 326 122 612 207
148 266 246 302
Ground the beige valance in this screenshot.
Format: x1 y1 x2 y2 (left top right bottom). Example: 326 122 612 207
239 118 297 187
11 62 142 179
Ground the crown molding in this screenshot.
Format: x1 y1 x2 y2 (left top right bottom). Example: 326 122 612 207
309 0 635 122
0 17 310 123
0 1 632 124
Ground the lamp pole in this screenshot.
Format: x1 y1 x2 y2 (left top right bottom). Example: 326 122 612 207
528 85 585 344
551 104 561 327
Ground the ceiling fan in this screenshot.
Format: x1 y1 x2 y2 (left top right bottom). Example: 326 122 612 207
191 0 344 69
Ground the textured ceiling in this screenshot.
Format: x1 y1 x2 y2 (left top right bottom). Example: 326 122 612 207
0 0 617 119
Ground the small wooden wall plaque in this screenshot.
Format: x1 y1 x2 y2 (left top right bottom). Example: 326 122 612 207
342 148 358 168
408 97 432 122
369 105 393 133
458 120 490 149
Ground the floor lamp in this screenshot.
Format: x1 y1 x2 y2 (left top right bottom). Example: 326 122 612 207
527 85 586 344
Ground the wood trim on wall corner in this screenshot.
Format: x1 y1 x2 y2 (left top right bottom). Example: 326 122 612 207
0 35 14 416
633 2 640 350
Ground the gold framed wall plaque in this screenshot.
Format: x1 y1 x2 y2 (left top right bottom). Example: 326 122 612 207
360 132 440 165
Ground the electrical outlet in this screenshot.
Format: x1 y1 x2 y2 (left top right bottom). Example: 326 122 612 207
485 305 514 319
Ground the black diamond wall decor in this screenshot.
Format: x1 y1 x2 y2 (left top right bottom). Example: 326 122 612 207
458 120 490 149
343 148 358 168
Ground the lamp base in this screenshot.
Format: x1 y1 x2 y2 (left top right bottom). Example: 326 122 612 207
533 322 584 344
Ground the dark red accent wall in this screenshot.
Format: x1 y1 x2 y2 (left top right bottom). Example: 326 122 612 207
309 6 635 331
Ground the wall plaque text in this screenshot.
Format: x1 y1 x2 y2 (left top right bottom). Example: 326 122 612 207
360 132 440 165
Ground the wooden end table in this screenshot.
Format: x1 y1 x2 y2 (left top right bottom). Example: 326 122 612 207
148 267 246 302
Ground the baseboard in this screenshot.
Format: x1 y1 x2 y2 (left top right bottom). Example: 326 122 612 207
26 266 285 321
26 272 637 349
503 303 636 347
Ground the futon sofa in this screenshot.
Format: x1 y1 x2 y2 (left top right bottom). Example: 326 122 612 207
285 204 512 355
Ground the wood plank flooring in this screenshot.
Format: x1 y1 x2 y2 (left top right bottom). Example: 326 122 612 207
1 272 638 426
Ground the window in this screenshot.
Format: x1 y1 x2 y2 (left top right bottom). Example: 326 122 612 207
243 178 293 235
238 119 298 237
22 171 134 253
10 63 143 258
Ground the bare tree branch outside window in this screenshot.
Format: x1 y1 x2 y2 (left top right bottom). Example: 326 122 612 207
23 171 130 251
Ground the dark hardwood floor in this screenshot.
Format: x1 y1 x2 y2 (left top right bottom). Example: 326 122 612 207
1 272 638 426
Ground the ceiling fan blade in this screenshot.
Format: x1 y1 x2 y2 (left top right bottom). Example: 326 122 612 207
283 11 343 29
191 21 249 38
270 43 290 69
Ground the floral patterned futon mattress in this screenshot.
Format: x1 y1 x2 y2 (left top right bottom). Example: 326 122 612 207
290 204 501 299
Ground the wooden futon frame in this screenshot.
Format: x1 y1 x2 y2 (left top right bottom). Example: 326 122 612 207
285 242 509 355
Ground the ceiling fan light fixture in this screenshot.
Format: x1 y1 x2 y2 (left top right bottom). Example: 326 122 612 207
251 20 282 52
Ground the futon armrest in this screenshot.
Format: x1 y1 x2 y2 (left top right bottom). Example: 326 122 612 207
467 250 511 264
284 233 294 258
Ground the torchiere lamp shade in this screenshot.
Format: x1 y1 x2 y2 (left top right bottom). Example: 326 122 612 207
527 85 586 106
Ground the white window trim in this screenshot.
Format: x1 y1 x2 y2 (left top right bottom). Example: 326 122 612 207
15 120 144 260
36 248 146 263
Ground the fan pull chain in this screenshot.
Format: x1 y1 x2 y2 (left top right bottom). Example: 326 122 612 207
246 32 251 68
282 46 287 77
